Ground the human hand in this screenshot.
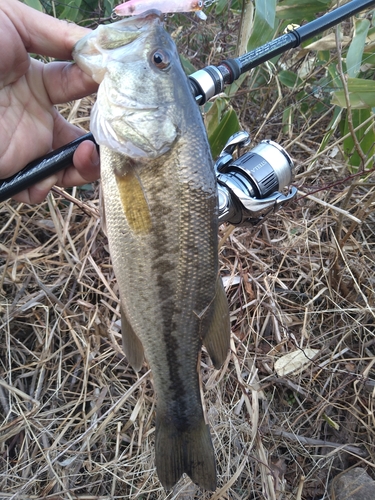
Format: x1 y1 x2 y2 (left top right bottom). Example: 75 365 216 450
0 0 100 203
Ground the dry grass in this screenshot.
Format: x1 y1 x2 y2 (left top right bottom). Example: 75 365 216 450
1 10 375 500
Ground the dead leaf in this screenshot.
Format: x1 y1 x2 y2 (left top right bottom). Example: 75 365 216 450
274 348 319 376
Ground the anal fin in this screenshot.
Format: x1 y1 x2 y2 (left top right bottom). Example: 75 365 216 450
203 277 230 369
121 308 144 372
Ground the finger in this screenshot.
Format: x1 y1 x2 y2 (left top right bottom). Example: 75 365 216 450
43 61 98 105
11 142 100 204
0 11 29 82
11 174 59 204
3 0 90 59
51 111 91 148
73 140 101 182
62 140 100 185
51 115 100 183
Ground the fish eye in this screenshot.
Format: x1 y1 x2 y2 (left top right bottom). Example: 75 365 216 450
151 49 170 70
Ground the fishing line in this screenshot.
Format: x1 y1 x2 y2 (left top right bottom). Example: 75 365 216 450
37 0 375 114
37 0 113 24
243 46 375 144
0 2 373 202
38 0 96 15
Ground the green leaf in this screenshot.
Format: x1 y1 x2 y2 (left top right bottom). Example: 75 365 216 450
278 70 303 88
332 78 375 108
103 0 115 18
362 54 375 66
277 0 328 5
317 106 342 153
342 108 375 169
215 0 228 16
254 0 275 29
21 0 44 11
247 0 276 51
206 104 240 159
282 106 293 135
347 18 370 78
205 98 227 138
179 55 197 76
230 0 243 11
60 0 82 22
276 0 331 22
327 62 343 91
225 73 248 99
322 414 340 431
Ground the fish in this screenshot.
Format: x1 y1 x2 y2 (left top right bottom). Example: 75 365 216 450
73 10 230 490
114 0 204 17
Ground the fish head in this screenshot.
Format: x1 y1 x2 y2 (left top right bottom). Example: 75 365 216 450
73 11 188 158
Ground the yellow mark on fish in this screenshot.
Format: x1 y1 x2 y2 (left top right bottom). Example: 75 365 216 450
116 172 152 233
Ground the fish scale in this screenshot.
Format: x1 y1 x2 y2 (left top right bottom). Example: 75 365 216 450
73 10 230 490
101 143 215 463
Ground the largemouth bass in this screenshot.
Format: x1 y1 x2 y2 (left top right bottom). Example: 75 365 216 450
73 11 230 490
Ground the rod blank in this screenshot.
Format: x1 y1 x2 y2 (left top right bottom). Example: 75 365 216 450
1 0 374 202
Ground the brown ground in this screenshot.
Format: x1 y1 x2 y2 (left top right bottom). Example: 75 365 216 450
1 6 374 499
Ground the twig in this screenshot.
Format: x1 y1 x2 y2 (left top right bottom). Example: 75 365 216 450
8 370 151 500
297 190 362 223
269 428 368 457
51 186 100 218
0 378 40 406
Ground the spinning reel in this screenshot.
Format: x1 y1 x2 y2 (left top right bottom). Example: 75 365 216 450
214 131 296 226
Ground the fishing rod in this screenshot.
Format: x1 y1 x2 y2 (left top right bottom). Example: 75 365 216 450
190 0 375 104
0 0 374 219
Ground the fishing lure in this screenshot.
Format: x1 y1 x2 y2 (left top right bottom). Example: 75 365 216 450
114 0 206 19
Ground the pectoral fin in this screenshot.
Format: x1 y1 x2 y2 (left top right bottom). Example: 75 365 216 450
116 171 152 234
202 278 230 369
121 308 144 372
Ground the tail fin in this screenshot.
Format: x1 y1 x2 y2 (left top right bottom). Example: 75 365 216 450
155 414 217 491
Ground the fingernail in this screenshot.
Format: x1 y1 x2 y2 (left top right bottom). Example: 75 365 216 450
90 144 100 167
